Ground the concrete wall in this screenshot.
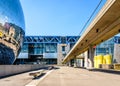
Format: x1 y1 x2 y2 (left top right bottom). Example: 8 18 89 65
84 51 88 68
114 44 120 63
57 44 70 65
0 64 45 78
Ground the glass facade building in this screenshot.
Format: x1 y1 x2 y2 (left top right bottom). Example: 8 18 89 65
15 36 79 64
70 36 120 68
0 0 25 64
95 36 120 62
16 36 120 65
95 37 114 56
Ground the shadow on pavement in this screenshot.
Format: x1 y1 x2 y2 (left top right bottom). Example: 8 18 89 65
48 66 60 70
33 73 46 80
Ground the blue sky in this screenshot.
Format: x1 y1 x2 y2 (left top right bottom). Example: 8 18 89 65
20 0 106 36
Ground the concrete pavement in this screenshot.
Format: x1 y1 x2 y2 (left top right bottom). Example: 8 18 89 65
0 71 32 86
0 68 49 86
38 66 120 86
0 66 120 86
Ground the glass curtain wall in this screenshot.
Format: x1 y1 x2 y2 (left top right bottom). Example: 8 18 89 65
95 38 114 57
21 43 28 53
45 43 57 53
28 43 57 55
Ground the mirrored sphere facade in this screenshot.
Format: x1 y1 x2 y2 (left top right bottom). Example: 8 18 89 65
0 0 25 64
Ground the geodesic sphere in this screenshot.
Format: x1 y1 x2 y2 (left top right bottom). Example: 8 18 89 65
0 0 25 64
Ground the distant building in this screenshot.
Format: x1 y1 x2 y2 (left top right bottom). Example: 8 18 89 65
95 36 120 63
15 36 79 65
15 36 120 65
70 36 120 68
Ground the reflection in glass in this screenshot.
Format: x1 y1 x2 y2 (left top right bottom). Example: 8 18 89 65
0 0 25 64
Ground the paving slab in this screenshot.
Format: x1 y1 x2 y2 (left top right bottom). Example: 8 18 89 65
1 66 120 86
0 69 46 86
38 66 120 86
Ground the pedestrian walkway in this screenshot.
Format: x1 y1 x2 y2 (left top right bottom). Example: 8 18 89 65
38 66 120 86
0 71 32 86
0 68 49 86
0 66 120 86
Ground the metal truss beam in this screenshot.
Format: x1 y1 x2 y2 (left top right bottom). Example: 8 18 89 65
24 36 79 44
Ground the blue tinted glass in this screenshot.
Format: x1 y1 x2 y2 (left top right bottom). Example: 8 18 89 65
0 0 25 64
0 0 25 30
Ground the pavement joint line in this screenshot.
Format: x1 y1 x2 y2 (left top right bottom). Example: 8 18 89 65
25 70 53 86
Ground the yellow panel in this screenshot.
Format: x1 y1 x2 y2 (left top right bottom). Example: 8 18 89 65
0 31 3 37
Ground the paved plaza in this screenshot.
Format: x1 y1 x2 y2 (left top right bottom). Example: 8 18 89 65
38 66 120 86
0 66 120 86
